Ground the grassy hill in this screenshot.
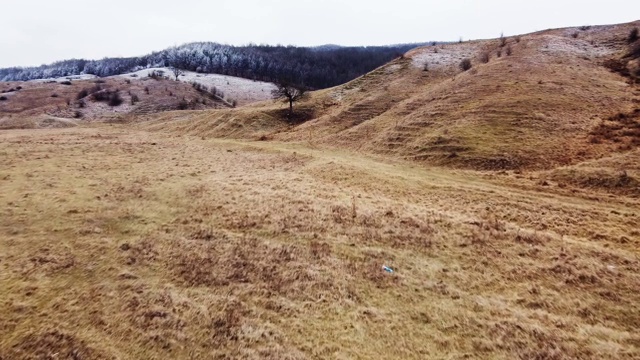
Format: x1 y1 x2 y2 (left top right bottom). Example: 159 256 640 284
145 21 640 173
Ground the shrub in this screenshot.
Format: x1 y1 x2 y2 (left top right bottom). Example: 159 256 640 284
76 89 89 99
629 28 639 43
579 25 591 31
515 36 521 43
459 58 472 71
499 34 507 47
144 86 150 94
571 32 579 39
497 50 502 58
0 96 7 101
92 91 110 102
479 52 490 63
124 79 131 84
60 81 72 85
51 93 59 98
15 86 22 90
177 99 189 110
130 94 140 105
506 46 513 56
423 62 429 71
77 99 85 108
73 111 82 118
94 80 106 84
108 91 123 106
149 70 165 80
232 100 238 107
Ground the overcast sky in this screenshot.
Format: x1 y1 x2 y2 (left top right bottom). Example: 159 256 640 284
1 0 638 68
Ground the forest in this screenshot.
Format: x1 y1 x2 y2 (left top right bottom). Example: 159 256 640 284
0 42 430 89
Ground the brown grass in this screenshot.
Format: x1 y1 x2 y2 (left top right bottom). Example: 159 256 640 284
0 77 228 129
141 21 640 172
1 126 639 359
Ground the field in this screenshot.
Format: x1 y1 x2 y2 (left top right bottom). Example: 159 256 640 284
1 125 639 359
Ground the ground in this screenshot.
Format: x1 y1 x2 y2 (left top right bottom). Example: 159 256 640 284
1 126 638 359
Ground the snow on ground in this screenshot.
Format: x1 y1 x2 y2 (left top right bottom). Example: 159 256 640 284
410 43 483 72
116 68 276 106
29 74 98 83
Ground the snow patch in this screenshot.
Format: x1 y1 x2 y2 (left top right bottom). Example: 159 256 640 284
115 68 276 106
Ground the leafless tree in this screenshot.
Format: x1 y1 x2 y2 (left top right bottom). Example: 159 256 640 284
170 67 184 81
272 81 307 117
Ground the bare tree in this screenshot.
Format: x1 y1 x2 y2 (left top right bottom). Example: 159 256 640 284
170 67 184 81
272 80 307 117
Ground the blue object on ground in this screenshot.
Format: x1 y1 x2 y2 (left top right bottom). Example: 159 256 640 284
383 265 394 273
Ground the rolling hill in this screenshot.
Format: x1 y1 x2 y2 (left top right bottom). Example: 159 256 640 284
145 21 640 174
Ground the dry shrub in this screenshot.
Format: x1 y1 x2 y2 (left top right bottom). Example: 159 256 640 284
459 58 472 71
629 27 639 44
479 51 490 64
505 45 513 56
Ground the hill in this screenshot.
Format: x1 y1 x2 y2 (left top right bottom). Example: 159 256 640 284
0 70 273 129
0 42 429 89
145 22 640 174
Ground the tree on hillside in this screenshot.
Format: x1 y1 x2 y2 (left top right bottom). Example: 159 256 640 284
272 80 307 117
170 66 184 81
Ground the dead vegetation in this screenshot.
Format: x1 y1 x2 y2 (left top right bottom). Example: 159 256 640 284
2 19 640 360
0 127 639 359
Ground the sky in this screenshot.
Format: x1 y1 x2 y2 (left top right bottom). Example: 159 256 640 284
1 0 639 68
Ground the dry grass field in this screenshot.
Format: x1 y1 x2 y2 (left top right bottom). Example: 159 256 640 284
1 126 639 359
2 21 640 360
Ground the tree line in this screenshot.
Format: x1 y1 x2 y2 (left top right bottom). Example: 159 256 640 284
0 42 429 89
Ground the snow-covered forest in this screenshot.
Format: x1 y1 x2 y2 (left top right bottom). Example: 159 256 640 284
0 42 428 89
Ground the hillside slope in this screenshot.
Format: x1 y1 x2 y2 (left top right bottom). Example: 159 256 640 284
0 75 231 129
145 21 640 172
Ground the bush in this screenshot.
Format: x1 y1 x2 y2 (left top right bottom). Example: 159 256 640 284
479 52 490 63
506 46 513 56
76 89 89 99
51 93 59 98
108 91 123 106
579 25 591 31
92 91 110 102
499 34 507 47
60 81 72 85
15 86 22 90
629 28 639 44
149 70 165 80
177 99 189 110
144 86 150 94
459 58 472 71
130 94 140 105
571 32 579 39
0 96 7 101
